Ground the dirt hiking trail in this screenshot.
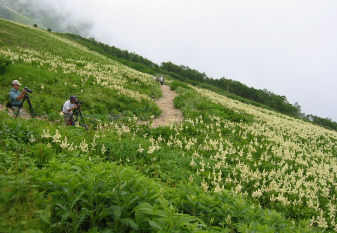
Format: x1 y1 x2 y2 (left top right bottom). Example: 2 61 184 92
151 85 184 128
0 104 46 120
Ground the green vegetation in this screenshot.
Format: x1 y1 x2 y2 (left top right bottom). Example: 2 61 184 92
61 34 159 75
61 33 337 131
0 111 319 232
0 19 161 121
60 34 299 116
0 55 11 75
160 62 300 116
305 114 337 131
0 0 89 34
0 5 35 26
2 3 336 130
1 19 336 232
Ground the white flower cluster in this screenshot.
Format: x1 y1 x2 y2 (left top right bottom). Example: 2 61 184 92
40 128 101 154
177 87 337 230
128 86 337 230
0 47 155 102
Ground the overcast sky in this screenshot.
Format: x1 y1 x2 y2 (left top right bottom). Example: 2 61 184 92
33 0 337 121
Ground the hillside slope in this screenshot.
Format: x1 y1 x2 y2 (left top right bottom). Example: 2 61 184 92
62 33 337 132
0 19 161 121
1 19 336 232
0 0 89 34
3 5 336 130
0 5 35 26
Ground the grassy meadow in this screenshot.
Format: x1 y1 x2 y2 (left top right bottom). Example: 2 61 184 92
0 19 161 121
1 19 336 232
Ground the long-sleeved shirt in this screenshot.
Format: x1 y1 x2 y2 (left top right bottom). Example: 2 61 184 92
9 88 22 106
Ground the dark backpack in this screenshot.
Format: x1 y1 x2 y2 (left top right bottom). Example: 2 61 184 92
5 91 13 108
6 101 12 108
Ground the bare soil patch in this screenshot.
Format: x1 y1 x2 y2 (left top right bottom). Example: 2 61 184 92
0 104 46 120
150 85 183 127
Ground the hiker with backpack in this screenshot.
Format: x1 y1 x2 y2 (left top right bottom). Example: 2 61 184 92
159 76 164 85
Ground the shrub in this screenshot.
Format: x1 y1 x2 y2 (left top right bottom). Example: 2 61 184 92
0 56 11 75
169 80 191 91
28 142 55 166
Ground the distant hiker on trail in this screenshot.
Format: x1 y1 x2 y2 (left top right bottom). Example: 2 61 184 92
159 76 164 85
9 80 27 117
63 96 80 126
153 75 164 85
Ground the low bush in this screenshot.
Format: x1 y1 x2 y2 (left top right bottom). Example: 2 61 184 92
0 55 11 75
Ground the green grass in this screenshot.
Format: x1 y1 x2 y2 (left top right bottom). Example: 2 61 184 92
0 6 35 26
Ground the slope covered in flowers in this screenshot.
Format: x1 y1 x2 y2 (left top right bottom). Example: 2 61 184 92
175 85 337 230
0 18 335 232
0 19 161 119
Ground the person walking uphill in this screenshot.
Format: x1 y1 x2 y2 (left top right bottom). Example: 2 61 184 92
159 76 164 85
9 80 27 117
63 96 81 126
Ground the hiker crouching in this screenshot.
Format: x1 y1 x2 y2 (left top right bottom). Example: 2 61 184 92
63 96 80 125
9 80 27 117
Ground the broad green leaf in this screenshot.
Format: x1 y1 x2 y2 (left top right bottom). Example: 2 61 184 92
111 205 123 220
174 215 197 226
121 217 139 230
152 209 167 218
148 219 164 230
134 202 154 215
70 191 84 208
24 230 43 233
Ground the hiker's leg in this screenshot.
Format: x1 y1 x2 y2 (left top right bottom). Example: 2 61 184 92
11 106 20 117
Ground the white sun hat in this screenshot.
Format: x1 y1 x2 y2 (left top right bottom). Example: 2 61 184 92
12 80 22 86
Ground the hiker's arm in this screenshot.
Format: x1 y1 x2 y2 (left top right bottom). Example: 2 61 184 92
15 89 27 101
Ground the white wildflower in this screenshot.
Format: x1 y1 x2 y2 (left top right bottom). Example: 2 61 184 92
29 134 36 143
214 183 222 193
60 136 69 149
147 146 155 154
200 159 205 172
137 144 144 153
201 179 209 192
52 129 61 143
68 143 75 151
42 129 51 138
79 139 88 153
101 144 107 154
190 158 196 167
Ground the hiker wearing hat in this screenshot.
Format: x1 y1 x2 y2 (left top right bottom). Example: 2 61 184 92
9 80 27 116
62 96 81 125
